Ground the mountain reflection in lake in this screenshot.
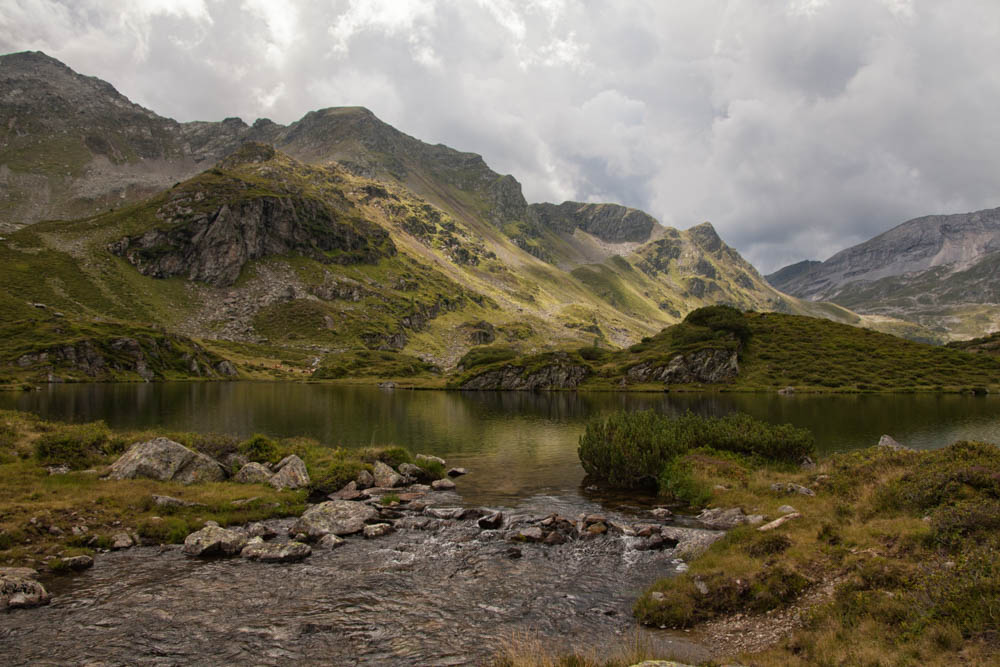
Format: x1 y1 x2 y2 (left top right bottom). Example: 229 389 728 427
4 383 1000 507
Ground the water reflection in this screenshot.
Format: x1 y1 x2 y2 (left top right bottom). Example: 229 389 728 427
4 384 1000 505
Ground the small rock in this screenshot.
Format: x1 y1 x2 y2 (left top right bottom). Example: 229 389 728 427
877 434 912 452
696 507 755 530
356 469 375 489
71 525 88 537
515 526 544 542
269 455 310 490
415 454 446 467
770 482 815 497
152 494 202 508
543 531 566 545
693 578 709 595
800 455 816 469
778 505 797 514
505 547 522 559
757 512 801 532
1 569 50 610
240 540 311 563
62 555 94 571
397 462 426 481
587 522 608 535
317 534 345 549
778 386 796 395
234 462 272 484
650 592 666 601
372 461 404 488
431 478 456 491
363 523 394 539
446 467 469 477
46 465 70 475
246 522 277 540
650 507 672 520
48 525 64 536
182 525 247 557
110 532 134 550
478 511 504 530
584 513 606 525
330 481 369 501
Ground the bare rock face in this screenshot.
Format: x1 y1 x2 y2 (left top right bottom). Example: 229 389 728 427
290 500 378 539
625 348 739 385
1 568 50 610
529 201 657 243
109 190 395 287
107 437 224 483
269 455 310 490
182 525 248 557
460 360 590 391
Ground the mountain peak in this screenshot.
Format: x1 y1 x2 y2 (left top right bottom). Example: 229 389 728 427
688 222 723 252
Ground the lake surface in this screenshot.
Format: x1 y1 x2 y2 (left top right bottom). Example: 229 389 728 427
4 383 1000 506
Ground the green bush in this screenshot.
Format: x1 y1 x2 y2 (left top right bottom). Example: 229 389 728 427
308 452 368 495
457 345 518 370
239 434 280 464
361 446 412 468
33 421 112 468
683 305 751 345
657 457 712 506
578 411 814 491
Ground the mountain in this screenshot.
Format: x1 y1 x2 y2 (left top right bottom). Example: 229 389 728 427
0 51 929 384
767 207 1000 340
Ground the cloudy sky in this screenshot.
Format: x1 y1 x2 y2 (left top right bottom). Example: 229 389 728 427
2 0 999 271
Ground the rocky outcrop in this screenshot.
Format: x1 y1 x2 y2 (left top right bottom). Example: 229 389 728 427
182 525 248 557
290 500 379 539
625 348 739 385
460 359 590 391
107 437 226 484
1 568 50 610
110 187 396 287
529 201 657 243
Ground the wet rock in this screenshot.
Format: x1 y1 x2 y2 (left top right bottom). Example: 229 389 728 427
543 531 566 545
650 507 672 520
758 512 801 532
396 492 425 502
415 454 446 467
424 507 462 520
241 539 311 563
770 482 815 496
478 511 504 530
372 461 404 488
182 526 248 557
633 535 679 551
363 523 394 539
1 569 50 610
586 522 608 536
246 522 277 540
878 434 912 452
291 500 379 539
111 532 134 550
269 455 310 490
107 437 225 484
514 526 544 542
330 481 369 501
431 478 456 491
447 467 469 477
62 555 94 571
234 462 272 484
355 469 375 489
584 514 606 525
317 534 345 549
607 520 635 536
696 507 764 530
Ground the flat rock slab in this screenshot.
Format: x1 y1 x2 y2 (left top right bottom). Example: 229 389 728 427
241 540 311 563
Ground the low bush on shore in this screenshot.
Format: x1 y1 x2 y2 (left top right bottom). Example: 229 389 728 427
578 410 813 492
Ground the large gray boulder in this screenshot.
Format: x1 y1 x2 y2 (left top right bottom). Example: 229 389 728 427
372 461 404 488
695 507 764 530
240 538 311 563
1 568 50 610
235 462 272 484
290 500 378 540
182 525 248 557
107 437 226 484
269 455 310 490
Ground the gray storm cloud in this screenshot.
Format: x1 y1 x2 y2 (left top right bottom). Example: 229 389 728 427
1 0 998 272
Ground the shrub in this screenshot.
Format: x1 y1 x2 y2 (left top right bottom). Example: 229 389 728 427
361 446 412 468
457 345 518 370
746 533 792 557
578 411 814 491
657 457 712 506
34 421 112 468
308 453 368 495
683 305 751 345
239 434 280 464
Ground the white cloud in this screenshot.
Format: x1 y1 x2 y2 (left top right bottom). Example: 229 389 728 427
1 0 1000 271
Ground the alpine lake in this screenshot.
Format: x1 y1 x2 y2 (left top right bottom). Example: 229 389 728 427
3 384 1000 665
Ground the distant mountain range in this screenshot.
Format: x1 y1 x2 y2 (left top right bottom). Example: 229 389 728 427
0 51 938 382
767 207 1000 340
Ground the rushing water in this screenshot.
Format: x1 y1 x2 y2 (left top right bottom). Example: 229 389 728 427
4 384 1000 665
3 383 1000 506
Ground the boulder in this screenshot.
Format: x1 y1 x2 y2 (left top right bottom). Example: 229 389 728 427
62 555 94 571
372 461 404 488
355 469 375 489
240 539 311 563
235 462 273 484
317 534 345 549
269 455 310 490
111 532 134 550
431 478 456 491
182 525 248 557
447 467 469 477
290 500 378 539
1 569 50 610
107 437 225 484
363 523 394 539
397 462 427 481
878 434 912 452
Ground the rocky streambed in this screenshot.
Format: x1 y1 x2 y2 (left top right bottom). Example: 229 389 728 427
2 474 723 666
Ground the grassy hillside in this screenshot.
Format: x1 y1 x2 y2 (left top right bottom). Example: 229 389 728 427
457 307 1000 393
